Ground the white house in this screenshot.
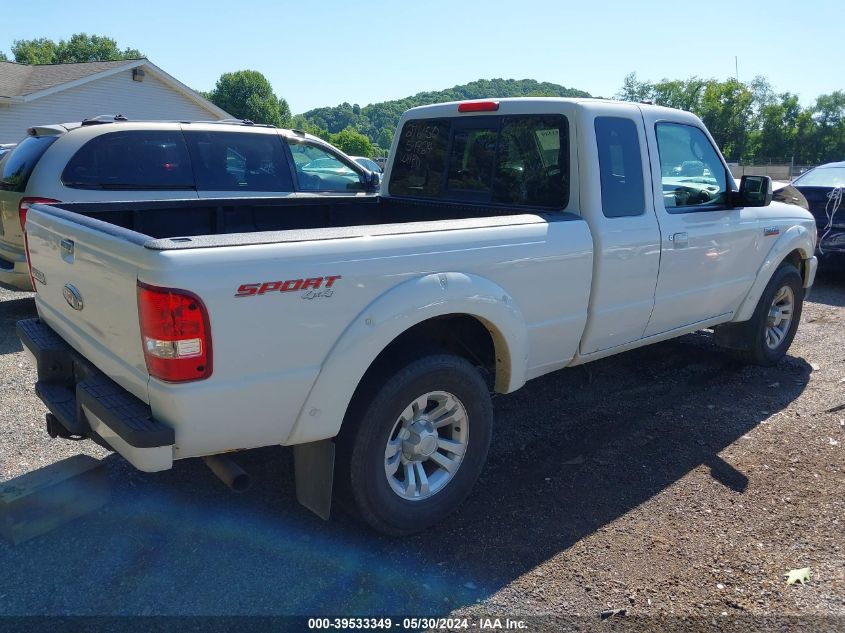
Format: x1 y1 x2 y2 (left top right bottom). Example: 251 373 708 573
0 59 231 143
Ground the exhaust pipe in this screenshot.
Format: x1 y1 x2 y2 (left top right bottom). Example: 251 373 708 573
203 454 251 492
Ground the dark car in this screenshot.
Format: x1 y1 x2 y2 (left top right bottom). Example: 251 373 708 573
790 161 845 256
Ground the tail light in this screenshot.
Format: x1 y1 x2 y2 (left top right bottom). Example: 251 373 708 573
19 198 58 293
19 197 59 232
137 282 212 382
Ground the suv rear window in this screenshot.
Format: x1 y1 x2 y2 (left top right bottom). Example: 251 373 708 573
389 114 569 209
0 135 58 193
62 130 194 190
185 131 293 192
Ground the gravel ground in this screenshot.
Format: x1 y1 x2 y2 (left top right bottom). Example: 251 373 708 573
0 270 843 628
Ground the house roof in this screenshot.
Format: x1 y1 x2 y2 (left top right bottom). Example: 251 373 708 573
0 59 142 97
0 58 229 119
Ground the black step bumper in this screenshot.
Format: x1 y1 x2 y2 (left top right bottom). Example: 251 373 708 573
17 319 174 462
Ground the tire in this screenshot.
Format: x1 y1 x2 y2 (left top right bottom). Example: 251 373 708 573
728 263 804 366
336 353 493 536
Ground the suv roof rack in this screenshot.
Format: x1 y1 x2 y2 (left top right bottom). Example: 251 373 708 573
68 116 286 131
212 118 279 129
81 114 129 126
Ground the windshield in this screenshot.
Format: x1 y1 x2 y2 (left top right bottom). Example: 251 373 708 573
793 166 845 188
0 135 58 192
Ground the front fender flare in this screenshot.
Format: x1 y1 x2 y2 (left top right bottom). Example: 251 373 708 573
283 272 528 445
732 225 814 323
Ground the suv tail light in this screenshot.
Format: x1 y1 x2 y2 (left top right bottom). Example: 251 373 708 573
19 198 58 293
137 282 212 382
19 197 59 232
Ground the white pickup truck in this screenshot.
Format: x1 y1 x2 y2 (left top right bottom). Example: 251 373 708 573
18 98 818 535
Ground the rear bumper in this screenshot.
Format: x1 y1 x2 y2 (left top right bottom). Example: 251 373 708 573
0 259 33 291
0 239 33 291
17 318 174 472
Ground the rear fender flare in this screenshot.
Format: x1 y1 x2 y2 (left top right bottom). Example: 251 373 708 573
284 272 528 445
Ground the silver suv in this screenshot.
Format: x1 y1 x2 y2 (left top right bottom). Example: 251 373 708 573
0 118 377 291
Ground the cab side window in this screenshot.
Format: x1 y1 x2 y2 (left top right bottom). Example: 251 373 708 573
655 123 727 210
286 141 364 192
184 131 292 192
62 131 194 190
595 117 645 218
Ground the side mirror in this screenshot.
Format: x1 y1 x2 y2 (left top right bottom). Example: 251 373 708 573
364 170 381 192
737 175 773 207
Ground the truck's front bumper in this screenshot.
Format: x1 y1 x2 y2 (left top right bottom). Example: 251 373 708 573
17 318 174 472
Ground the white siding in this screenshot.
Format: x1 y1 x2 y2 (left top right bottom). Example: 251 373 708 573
0 70 221 143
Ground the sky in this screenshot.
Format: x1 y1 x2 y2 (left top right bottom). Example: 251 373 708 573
1 0 843 114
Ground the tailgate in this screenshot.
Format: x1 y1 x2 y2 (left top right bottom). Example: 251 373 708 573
25 205 150 402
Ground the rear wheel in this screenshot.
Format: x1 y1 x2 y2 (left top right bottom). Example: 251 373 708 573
337 353 492 535
726 263 804 366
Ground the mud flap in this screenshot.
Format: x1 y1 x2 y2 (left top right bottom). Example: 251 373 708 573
293 439 335 520
713 321 752 351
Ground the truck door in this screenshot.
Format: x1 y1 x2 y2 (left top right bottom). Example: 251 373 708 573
640 111 759 336
578 104 662 354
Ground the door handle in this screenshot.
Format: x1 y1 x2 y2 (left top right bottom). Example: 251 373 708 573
669 232 689 248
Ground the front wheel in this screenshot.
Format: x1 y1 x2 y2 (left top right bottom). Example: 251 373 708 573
337 353 493 535
727 263 804 366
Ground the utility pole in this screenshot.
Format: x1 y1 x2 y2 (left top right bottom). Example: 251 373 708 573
735 56 739 82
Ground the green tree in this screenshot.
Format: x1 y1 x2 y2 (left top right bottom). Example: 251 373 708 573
12 34 142 64
208 70 284 126
616 72 845 164
0 50 8 61
812 91 845 163
299 78 590 144
794 109 818 164
698 79 754 159
376 127 394 150
291 115 329 140
329 127 373 157
11 37 56 64
747 92 801 161
616 72 652 102
652 78 707 112
278 97 293 128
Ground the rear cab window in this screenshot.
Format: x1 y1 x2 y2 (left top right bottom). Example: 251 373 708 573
62 130 194 190
389 114 569 210
185 131 293 192
0 135 58 192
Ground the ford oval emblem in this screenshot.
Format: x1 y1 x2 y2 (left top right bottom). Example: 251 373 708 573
63 284 84 311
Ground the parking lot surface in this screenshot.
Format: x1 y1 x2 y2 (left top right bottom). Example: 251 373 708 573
0 272 843 621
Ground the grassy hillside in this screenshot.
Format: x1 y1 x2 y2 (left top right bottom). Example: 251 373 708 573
297 78 591 150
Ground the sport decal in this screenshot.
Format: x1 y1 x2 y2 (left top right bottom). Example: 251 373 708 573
235 275 342 298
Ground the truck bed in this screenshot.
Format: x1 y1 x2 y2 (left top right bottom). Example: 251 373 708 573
40 197 540 249
25 195 593 462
